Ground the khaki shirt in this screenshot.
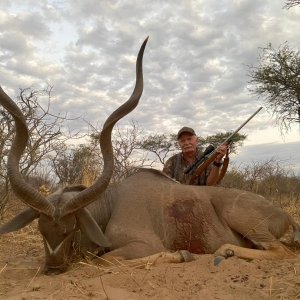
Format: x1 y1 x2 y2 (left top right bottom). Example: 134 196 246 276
163 149 210 185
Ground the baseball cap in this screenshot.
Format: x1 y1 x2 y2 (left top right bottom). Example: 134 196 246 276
177 127 196 139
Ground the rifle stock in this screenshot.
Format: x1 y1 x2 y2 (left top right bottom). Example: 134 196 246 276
188 150 219 185
187 107 263 185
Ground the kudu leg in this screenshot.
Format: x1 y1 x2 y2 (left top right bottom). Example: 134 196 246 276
215 241 296 260
97 241 193 268
98 250 193 268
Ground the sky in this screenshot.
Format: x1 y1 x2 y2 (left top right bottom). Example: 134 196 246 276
0 0 299 174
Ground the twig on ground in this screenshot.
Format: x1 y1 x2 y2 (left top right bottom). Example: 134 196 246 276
99 275 108 300
25 266 40 291
71 281 86 296
0 263 7 274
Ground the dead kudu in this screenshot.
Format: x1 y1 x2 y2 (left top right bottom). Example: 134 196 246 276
1 38 300 275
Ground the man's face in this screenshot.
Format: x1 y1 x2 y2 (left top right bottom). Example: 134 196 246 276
178 133 198 154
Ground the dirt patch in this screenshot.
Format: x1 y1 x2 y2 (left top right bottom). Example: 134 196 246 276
1 205 300 299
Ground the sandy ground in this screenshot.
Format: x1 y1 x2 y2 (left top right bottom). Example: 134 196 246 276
1 204 300 300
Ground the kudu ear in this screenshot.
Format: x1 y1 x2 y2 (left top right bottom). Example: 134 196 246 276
75 208 112 248
0 208 39 234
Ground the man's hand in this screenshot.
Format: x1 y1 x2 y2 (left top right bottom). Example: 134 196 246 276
215 144 229 162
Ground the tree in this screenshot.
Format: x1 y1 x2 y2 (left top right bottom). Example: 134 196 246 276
284 0 300 9
110 122 154 182
248 43 300 133
52 143 102 186
138 133 178 165
0 86 74 216
64 121 154 185
199 132 247 154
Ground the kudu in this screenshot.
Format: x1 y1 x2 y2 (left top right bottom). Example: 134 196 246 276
1 37 300 275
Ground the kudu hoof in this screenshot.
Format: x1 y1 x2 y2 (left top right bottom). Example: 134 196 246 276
179 250 194 262
213 256 225 266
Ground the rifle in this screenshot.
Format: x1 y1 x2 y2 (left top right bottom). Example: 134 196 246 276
187 107 263 185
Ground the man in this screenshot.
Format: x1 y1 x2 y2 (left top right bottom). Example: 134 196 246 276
163 127 228 186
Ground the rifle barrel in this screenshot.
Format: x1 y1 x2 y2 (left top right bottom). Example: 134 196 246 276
222 107 263 144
